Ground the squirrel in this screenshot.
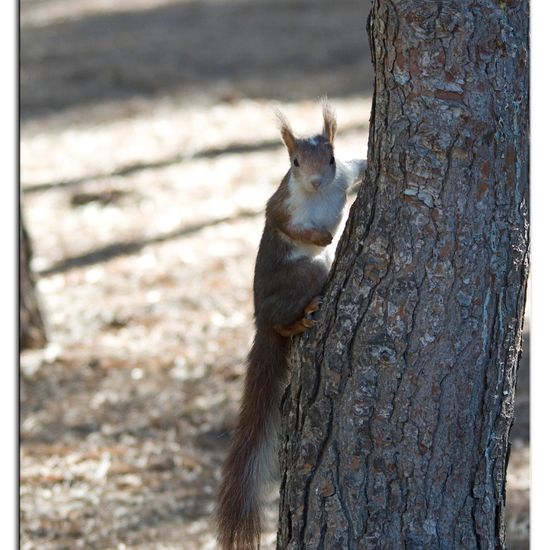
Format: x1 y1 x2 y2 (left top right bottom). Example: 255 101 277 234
216 101 366 550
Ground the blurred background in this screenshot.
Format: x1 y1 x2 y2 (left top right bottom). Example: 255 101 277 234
19 0 529 548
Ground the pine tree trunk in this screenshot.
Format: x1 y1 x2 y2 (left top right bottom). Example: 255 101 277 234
20 213 47 350
277 1 529 548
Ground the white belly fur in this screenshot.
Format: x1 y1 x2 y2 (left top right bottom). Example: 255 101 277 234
283 161 356 266
286 176 347 234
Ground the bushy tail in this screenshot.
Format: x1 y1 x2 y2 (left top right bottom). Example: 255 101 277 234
217 329 290 550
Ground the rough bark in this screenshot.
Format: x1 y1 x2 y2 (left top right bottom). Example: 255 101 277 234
277 1 529 549
20 212 47 350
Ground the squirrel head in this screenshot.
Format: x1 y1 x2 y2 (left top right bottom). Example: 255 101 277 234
275 100 338 194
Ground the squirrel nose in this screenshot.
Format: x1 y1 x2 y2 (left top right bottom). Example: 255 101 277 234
311 178 322 189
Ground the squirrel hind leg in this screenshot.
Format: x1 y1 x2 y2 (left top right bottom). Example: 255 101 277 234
304 295 323 317
274 318 311 337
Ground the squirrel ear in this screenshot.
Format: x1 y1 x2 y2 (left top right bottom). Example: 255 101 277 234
274 109 296 154
321 99 337 144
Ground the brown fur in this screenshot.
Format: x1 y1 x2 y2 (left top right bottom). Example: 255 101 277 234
274 109 296 155
216 103 344 550
322 98 337 144
267 172 333 246
274 295 321 337
216 228 328 549
217 328 290 550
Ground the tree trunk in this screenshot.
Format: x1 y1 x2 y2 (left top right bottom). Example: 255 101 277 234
20 212 47 350
277 1 528 549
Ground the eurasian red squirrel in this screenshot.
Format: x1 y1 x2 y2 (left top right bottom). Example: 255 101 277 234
216 101 366 550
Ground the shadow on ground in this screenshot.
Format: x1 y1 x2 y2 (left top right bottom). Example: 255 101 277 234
21 0 373 120
20 346 233 548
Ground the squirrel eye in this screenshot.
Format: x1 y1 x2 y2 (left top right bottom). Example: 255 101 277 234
293 158 300 167
329 156 335 165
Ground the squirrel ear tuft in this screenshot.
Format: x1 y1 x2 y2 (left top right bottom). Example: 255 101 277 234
321 98 337 144
274 108 296 154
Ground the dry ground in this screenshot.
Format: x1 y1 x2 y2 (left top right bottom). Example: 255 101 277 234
20 0 529 548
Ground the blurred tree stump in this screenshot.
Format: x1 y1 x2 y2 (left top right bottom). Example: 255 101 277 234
20 212 47 349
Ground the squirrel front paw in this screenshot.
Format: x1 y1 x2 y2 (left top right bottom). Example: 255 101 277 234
309 230 333 247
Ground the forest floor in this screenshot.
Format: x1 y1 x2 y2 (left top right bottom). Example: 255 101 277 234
20 0 529 548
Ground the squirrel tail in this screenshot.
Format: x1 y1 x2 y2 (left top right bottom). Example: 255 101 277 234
217 328 290 550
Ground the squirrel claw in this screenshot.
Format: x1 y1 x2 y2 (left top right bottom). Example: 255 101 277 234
304 295 323 318
301 317 316 329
